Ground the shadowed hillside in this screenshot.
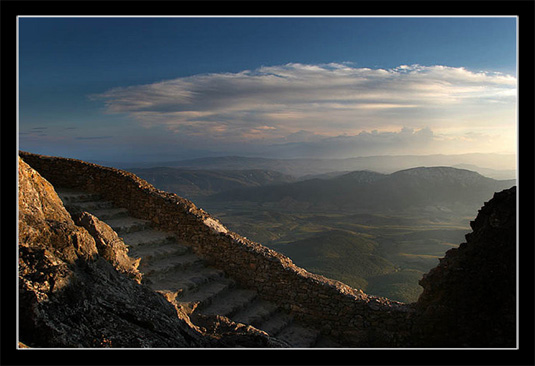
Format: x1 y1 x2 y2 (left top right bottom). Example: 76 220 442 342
129 167 295 199
210 167 515 212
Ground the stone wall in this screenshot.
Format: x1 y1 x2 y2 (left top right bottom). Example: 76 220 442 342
19 151 415 347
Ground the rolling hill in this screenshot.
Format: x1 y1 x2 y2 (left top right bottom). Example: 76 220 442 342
129 167 295 199
210 166 515 212
271 230 397 291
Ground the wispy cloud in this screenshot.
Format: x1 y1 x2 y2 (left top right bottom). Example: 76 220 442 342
91 63 517 154
261 126 516 158
75 136 113 140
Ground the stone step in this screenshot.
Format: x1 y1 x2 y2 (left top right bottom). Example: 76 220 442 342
57 189 103 203
128 240 189 260
86 207 130 220
257 311 294 337
313 336 343 348
139 253 204 275
274 323 320 348
145 265 226 294
231 298 279 328
121 229 177 247
176 277 235 310
66 200 115 211
105 217 152 234
57 187 327 348
199 288 258 318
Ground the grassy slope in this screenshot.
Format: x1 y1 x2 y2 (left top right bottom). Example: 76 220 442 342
203 204 469 303
271 230 397 292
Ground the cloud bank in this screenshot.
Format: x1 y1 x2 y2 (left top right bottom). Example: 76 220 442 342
91 63 517 157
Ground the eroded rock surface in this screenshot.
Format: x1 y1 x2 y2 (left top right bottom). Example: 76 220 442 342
18 157 285 348
412 186 517 347
73 211 142 283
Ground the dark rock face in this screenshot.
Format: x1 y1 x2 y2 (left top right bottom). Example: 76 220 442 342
18 158 284 348
73 211 142 283
412 186 517 347
18 157 207 347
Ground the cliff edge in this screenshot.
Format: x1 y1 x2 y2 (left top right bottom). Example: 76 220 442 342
413 186 517 347
18 157 286 348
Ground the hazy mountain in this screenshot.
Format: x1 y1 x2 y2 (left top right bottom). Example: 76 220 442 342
92 153 516 179
451 163 516 180
210 167 516 212
296 171 352 181
129 167 295 199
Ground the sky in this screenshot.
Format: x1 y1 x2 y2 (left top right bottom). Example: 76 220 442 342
18 16 518 163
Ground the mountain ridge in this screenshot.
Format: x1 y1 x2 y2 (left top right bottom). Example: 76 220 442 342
209 166 515 212
129 167 295 199
90 152 516 179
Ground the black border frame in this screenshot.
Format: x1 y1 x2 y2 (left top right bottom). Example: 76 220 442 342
2 1 534 365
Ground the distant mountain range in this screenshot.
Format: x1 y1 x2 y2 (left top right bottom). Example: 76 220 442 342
94 153 516 180
125 162 516 215
129 167 295 199
209 166 516 212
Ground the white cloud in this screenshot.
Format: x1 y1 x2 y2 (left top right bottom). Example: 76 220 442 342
260 126 517 159
91 63 517 155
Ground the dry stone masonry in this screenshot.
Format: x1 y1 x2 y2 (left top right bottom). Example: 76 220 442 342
57 187 330 347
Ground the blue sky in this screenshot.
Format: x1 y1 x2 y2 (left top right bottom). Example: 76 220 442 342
18 16 517 162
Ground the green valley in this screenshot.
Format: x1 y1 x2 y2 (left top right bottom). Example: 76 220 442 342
194 200 471 303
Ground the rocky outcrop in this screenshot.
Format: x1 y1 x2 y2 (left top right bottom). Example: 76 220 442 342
18 157 285 348
412 186 517 347
72 211 142 283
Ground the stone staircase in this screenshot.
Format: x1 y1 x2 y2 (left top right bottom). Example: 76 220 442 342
56 188 341 348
